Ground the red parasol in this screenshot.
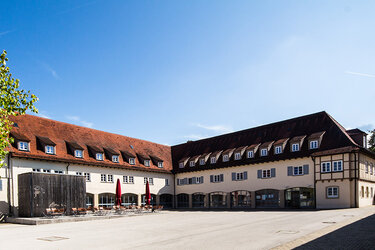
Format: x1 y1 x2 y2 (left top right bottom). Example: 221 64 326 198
115 179 122 206
145 180 151 205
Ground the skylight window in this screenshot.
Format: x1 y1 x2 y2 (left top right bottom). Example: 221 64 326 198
199 158 205 165
144 160 150 167
18 141 29 151
292 143 300 152
96 153 103 161
247 150 254 158
45 145 55 154
223 155 229 162
310 140 318 149
158 162 163 168
112 155 119 163
234 152 241 160
129 158 135 165
275 146 282 154
179 162 184 168
260 148 268 156
190 161 195 167
210 157 216 164
75 149 83 158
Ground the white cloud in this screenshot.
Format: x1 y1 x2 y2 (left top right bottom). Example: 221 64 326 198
183 134 206 141
192 123 233 134
38 61 60 80
66 115 94 128
345 71 375 78
0 30 15 37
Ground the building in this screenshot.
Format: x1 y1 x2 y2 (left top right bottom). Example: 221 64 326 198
0 111 374 216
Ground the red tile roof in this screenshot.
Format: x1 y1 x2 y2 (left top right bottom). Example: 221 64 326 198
9 114 172 173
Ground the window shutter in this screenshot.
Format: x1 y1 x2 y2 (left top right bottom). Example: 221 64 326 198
220 174 224 182
244 171 248 180
257 170 262 179
232 172 236 181
200 176 204 184
303 164 309 175
287 166 293 176
271 168 276 177
177 179 180 186
0 179 2 191
192 177 196 184
210 175 214 183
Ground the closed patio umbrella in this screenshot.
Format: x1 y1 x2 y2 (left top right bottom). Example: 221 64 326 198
116 179 121 206
145 180 151 205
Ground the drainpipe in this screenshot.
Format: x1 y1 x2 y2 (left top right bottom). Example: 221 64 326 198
173 172 176 209
311 155 317 209
354 152 358 208
66 163 70 174
7 153 12 215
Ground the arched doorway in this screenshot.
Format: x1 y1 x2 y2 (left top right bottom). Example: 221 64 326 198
192 193 205 208
160 194 173 208
121 193 138 206
255 189 279 208
209 192 227 208
285 187 314 208
141 194 156 205
99 193 115 208
177 193 189 208
86 193 94 208
230 190 251 208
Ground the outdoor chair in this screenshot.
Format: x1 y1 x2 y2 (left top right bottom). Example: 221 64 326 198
77 208 87 215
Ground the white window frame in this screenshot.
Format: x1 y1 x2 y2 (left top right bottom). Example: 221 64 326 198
158 162 163 168
199 158 205 165
223 154 229 162
196 177 201 184
247 150 254 158
332 160 343 172
327 187 339 198
275 146 282 154
179 162 184 168
144 160 150 167
149 177 153 185
129 158 135 165
365 162 369 173
45 145 55 154
101 174 106 182
129 176 134 184
310 140 319 149
210 157 216 164
190 161 195 167
144 177 148 184
43 169 51 173
321 162 331 173
293 166 303 176
84 172 91 182
234 152 241 160
292 143 300 152
123 176 128 183
108 174 113 183
18 141 29 151
236 172 244 180
260 148 268 157
262 169 271 178
96 153 103 161
112 155 119 163
213 175 220 183
74 149 83 158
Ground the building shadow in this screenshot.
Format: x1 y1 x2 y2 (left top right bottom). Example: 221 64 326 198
295 214 375 250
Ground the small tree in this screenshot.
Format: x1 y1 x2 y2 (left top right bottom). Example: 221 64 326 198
0 50 38 167
369 129 375 152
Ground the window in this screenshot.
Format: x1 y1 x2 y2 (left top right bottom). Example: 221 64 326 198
129 158 135 165
365 162 369 173
32 168 41 172
199 158 205 165
310 140 318 149
190 161 195 167
247 150 254 158
211 174 224 183
18 141 29 151
210 157 216 164
179 162 184 168
196 176 203 184
144 177 148 184
292 143 299 152
84 172 90 181
275 146 282 154
234 152 241 160
223 155 229 162
158 162 163 168
149 178 153 185
76 172 82 176
101 174 106 182
96 153 103 161
107 175 113 182
361 186 364 198
112 155 119 163
144 160 150 167
333 160 343 172
321 162 331 173
54 170 63 174
262 169 271 178
293 166 303 175
236 172 244 180
45 145 55 154
74 150 83 158
165 179 169 186
260 148 268 156
327 187 339 198
188 178 193 184
129 176 134 184
123 176 128 183
43 169 51 173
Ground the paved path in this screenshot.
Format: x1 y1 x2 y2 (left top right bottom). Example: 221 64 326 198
0 207 374 250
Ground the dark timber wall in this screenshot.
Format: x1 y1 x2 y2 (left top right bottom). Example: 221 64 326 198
18 172 86 217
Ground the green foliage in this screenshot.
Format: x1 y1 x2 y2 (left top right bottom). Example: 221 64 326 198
0 50 38 166
369 129 375 152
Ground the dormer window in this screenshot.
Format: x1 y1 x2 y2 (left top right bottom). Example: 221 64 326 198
275 146 282 154
179 162 184 168
223 155 229 162
190 161 195 167
210 157 216 164
18 141 29 151
75 150 83 158
260 148 268 156
45 145 55 154
292 143 300 152
158 162 163 168
96 153 103 161
129 158 135 165
247 150 254 158
112 155 119 163
144 160 150 167
234 152 241 160
310 140 318 149
199 158 205 165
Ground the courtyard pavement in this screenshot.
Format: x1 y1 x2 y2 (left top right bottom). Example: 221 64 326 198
0 206 374 250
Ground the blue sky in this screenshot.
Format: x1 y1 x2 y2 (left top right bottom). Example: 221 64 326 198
1 1 374 145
